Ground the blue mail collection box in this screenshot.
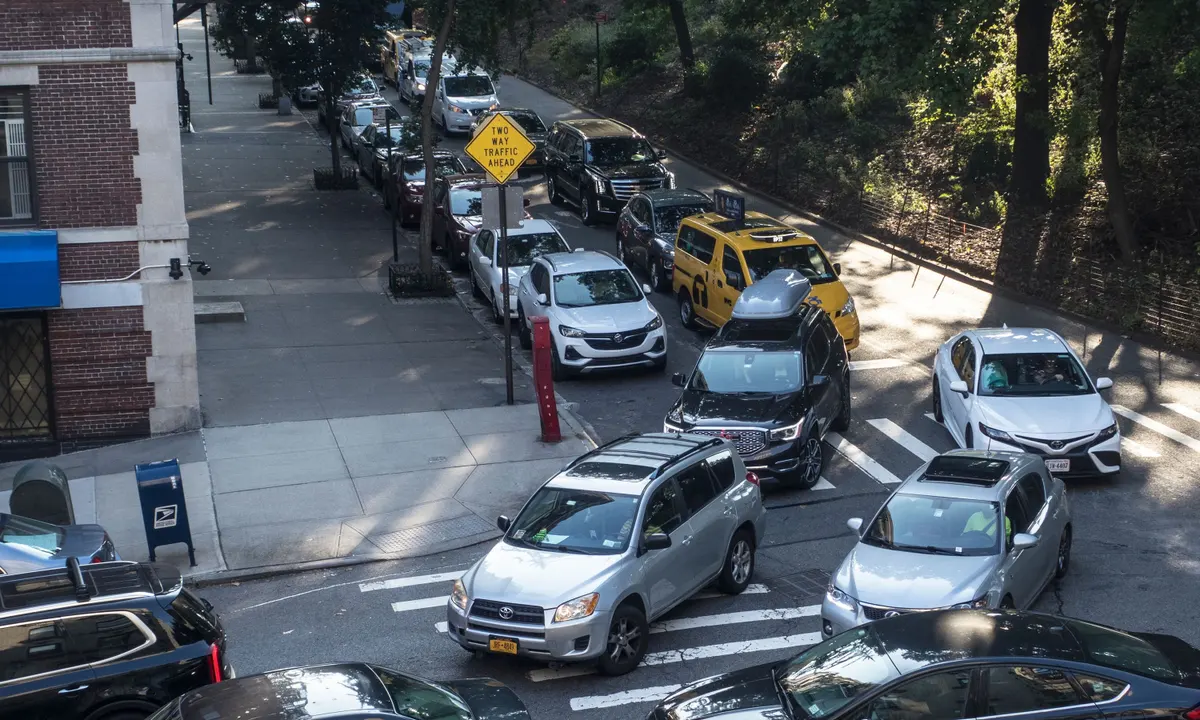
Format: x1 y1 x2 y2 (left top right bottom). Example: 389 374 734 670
134 459 196 566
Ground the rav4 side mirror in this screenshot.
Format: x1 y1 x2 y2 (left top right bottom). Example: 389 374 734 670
496 515 511 532
643 532 671 551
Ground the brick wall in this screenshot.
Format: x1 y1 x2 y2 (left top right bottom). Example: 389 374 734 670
47 307 153 442
0 1 132 52
58 241 140 282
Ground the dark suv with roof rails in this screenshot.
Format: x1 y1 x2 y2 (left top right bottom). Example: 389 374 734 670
0 558 229 720
664 269 851 490
543 118 674 226
617 188 714 292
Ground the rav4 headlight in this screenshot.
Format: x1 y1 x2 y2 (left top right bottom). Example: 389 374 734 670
450 579 468 611
554 593 599 622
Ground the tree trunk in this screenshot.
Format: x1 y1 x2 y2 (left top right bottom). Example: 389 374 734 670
667 0 695 70
1095 0 1136 261
418 0 457 276
328 96 341 176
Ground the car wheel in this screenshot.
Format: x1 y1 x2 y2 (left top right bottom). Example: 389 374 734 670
717 529 755 594
1000 595 1015 609
551 342 569 382
518 308 532 350
580 189 597 226
649 260 666 292
782 434 824 490
597 604 648 676
831 378 851 432
678 290 699 330
1055 526 1072 579
471 273 484 299
932 378 944 423
491 292 504 325
547 173 562 205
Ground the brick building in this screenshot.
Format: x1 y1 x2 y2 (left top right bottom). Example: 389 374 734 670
0 0 199 460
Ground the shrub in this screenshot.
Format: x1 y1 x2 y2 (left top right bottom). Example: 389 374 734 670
604 11 670 77
313 168 359 191
547 20 598 82
703 33 770 109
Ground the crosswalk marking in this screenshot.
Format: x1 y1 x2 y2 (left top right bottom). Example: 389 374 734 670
924 413 938 423
360 570 462 593
813 476 836 491
826 433 902 484
571 684 685 711
1121 437 1160 458
1163 402 1200 424
650 606 819 634
849 358 908 371
392 595 449 613
1113 405 1200 454
867 418 938 461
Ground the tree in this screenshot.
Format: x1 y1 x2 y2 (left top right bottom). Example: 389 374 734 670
416 1 457 276
667 0 695 70
1007 0 1056 210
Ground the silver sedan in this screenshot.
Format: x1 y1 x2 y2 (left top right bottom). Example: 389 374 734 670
821 450 1071 638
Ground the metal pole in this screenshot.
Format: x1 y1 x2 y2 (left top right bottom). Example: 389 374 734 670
501 186 514 405
202 4 213 105
595 22 601 101
388 113 398 262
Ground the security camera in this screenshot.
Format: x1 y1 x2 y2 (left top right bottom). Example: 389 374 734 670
196 262 212 276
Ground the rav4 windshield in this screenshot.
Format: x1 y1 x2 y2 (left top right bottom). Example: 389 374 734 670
445 75 494 97
743 244 838 285
507 488 639 555
691 350 803 394
553 269 642 307
586 137 656 166
977 352 1092 397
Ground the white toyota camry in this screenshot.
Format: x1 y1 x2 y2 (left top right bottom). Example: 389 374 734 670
931 327 1121 477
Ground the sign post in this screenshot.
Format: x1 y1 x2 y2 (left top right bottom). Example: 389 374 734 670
464 113 537 406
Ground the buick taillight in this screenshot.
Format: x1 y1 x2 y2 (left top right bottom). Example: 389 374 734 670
1185 706 1200 720
746 472 760 487
208 643 223 683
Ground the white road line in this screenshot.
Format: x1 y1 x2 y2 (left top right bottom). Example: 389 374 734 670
814 476 836 491
649 606 820 634
435 621 449 633
693 584 768 600
1164 402 1200 424
360 571 462 593
391 596 448 613
1120 437 1160 458
1112 405 1200 454
527 632 823 682
867 419 938 461
924 413 937 423
848 358 909 371
825 433 902 484
571 685 685 711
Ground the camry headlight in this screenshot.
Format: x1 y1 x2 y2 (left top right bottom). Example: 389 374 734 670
838 297 856 317
1096 423 1118 441
770 420 803 442
553 593 599 623
951 596 989 609
826 585 858 612
558 325 585 338
978 422 1015 444
450 579 468 611
643 315 663 331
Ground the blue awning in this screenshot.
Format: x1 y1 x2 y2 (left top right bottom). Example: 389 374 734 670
0 230 60 311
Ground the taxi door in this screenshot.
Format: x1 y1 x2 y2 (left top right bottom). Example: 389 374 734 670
712 241 748 324
673 226 722 324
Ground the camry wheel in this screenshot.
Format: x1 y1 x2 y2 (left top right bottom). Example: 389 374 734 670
597 605 647 676
718 530 755 594
1055 527 1072 579
782 435 824 490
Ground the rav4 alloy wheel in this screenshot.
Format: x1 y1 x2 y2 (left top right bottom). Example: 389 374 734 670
597 605 648 676
718 530 755 594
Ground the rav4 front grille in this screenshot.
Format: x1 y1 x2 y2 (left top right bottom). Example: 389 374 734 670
470 599 544 626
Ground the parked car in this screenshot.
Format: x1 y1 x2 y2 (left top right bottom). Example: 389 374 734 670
338 100 397 151
650 609 1200 720
0 512 118 575
446 433 766 675
468 218 571 323
146 663 530 720
671 206 860 351
316 74 381 127
932 327 1121 477
515 250 667 379
354 118 421 188
431 174 532 271
401 53 456 105
382 150 467 226
433 70 499 135
617 188 714 291
544 118 674 226
823 450 1072 639
469 108 549 171
292 81 321 107
664 271 851 489
0 558 229 720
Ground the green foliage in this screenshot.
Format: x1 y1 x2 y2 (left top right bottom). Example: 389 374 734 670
548 19 598 81
700 31 771 108
604 9 671 76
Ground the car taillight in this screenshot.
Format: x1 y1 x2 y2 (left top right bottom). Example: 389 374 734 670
746 472 760 487
90 555 103 563
208 643 223 683
1185 706 1200 720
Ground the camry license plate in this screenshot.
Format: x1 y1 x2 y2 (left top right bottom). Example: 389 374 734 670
1045 459 1070 473
489 637 518 654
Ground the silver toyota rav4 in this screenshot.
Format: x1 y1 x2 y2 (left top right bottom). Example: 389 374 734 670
446 433 767 675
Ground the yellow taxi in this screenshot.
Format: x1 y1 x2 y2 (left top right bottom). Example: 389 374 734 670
671 210 860 350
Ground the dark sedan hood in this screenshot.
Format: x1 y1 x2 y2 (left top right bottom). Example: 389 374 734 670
592 162 667 180
675 389 799 428
653 662 785 720
444 678 530 720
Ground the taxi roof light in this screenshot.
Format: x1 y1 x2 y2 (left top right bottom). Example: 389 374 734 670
730 269 816 321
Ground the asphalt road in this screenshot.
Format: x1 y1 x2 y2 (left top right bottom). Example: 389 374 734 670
199 74 1200 720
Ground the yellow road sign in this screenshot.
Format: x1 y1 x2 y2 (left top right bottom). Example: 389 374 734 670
464 113 535 185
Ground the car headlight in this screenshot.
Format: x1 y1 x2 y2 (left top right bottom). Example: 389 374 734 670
664 420 684 433
553 593 599 623
826 585 858 612
448 103 466 114
501 282 517 296
558 325 586 338
978 422 1015 444
1096 423 1118 441
589 173 607 194
416 82 425 91
838 297 856 317
951 596 989 610
450 579 468 611
643 315 663 332
666 407 683 423
770 420 803 442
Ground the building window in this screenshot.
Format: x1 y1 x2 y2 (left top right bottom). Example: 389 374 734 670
0 90 35 226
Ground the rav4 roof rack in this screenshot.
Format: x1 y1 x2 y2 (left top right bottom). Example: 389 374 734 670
648 437 725 480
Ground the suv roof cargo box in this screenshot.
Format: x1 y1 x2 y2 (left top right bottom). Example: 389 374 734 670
730 269 814 321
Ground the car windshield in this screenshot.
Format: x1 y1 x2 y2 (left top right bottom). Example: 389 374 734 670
862 494 1002 556
350 77 378 95
553 269 642 308
586 137 657 166
743 244 838 285
402 156 462 181
376 125 419 150
372 667 473 720
414 59 430 76
445 75 494 97
690 350 803 394
507 488 640 555
977 352 1092 396
655 203 713 234
776 626 899 719
449 188 482 216
0 514 65 553
507 112 546 134
502 232 569 266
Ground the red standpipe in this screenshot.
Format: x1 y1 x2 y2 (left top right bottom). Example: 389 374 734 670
531 316 561 443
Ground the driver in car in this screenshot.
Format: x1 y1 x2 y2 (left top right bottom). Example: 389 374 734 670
1033 356 1066 384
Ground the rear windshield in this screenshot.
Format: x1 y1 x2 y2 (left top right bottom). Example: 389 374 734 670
1067 619 1181 683
0 514 65 553
402 156 462 181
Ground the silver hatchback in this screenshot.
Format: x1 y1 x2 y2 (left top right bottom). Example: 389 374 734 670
821 450 1071 638
446 433 767 675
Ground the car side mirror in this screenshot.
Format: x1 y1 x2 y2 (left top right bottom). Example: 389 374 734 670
643 532 672 551
568 154 581 164
949 379 970 396
479 256 492 267
536 292 548 305
1095 377 1113 390
635 224 652 237
671 373 686 387
1012 532 1039 551
496 515 511 532
642 283 653 294
833 262 842 275
811 374 830 387
846 517 863 533
656 149 667 159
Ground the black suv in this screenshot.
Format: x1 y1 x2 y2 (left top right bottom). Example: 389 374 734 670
543 118 674 226
616 188 714 291
663 271 851 489
0 559 229 720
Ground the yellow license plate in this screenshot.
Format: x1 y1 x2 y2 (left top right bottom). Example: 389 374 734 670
489 637 518 654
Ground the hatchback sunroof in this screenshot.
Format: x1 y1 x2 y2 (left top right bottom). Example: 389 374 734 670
921 456 1011 485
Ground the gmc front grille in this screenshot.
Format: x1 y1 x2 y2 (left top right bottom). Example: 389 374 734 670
687 428 768 456
610 177 665 201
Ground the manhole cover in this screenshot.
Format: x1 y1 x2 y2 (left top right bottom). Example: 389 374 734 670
774 568 832 603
